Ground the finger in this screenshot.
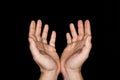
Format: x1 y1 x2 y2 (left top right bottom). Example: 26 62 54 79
81 36 92 57
29 20 36 40
29 38 40 56
70 23 77 42
85 36 92 47
78 20 84 40
66 32 72 44
29 38 46 64
42 24 49 43
85 20 91 35
35 19 42 41
49 31 56 47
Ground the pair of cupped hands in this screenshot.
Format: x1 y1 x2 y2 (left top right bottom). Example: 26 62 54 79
28 19 92 80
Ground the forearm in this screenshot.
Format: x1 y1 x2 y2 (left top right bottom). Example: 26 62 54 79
39 70 58 80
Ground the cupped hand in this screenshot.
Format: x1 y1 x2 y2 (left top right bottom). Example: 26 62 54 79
28 20 60 73
61 20 92 74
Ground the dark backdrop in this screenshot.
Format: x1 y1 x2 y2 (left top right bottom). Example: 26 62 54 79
16 15 97 80
2 0 117 80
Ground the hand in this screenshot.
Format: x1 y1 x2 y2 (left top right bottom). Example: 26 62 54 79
61 20 92 80
28 20 60 80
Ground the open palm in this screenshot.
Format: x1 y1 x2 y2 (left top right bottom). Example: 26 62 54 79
61 20 92 73
28 20 60 72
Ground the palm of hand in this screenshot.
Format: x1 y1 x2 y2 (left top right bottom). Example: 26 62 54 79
63 37 89 70
61 20 92 70
36 41 56 54
34 41 58 70
29 19 92 75
29 20 59 71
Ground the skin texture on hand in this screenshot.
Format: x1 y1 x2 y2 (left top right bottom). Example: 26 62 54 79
28 20 60 80
28 19 92 80
61 20 92 80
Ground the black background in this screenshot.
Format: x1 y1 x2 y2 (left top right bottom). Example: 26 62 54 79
2 0 117 80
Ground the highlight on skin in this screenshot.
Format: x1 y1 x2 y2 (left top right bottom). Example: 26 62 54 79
28 19 92 80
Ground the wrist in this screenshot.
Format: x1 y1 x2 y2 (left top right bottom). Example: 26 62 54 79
63 68 83 80
39 70 59 80
68 70 83 80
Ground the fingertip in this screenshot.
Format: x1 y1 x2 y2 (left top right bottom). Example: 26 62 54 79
78 20 82 24
31 20 35 25
52 31 56 37
70 23 73 25
44 24 49 31
66 32 72 44
66 32 70 38
31 20 35 22
52 30 56 37
37 19 42 26
45 24 49 28
66 32 69 36
30 20 35 28
52 30 56 34
37 19 42 23
85 19 90 24
70 23 74 27
69 23 74 29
